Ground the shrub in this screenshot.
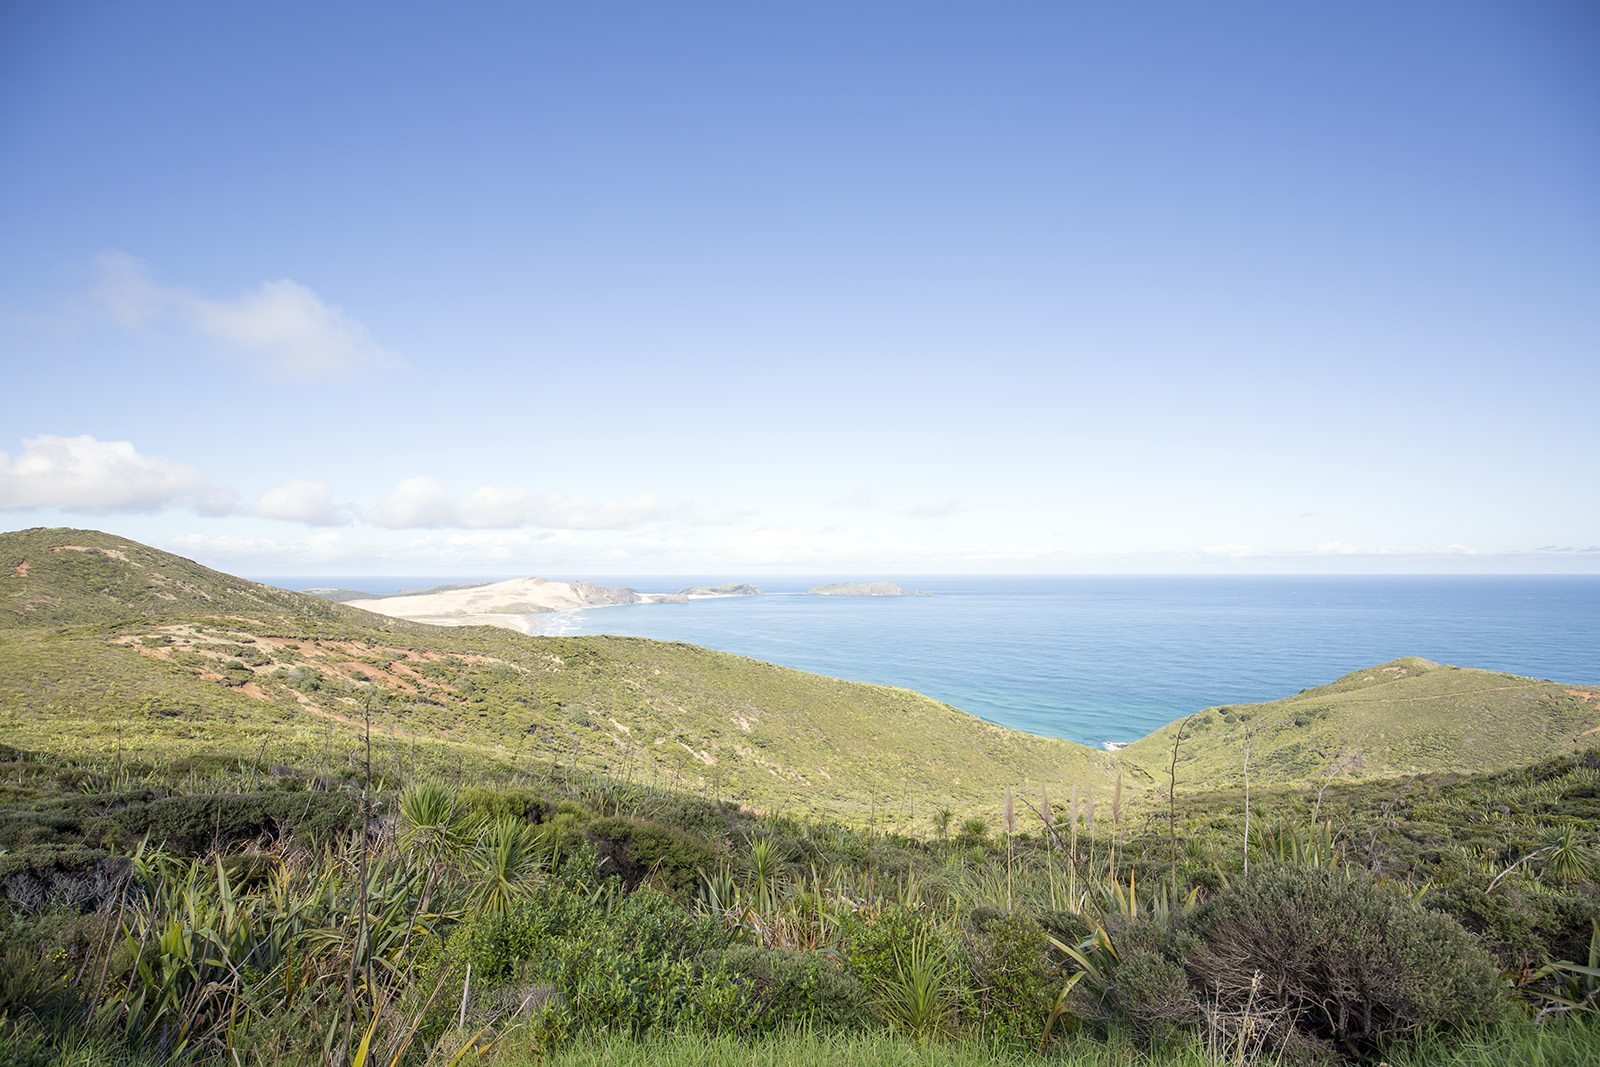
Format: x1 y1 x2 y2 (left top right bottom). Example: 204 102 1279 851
0 847 130 913
713 945 874 1031
91 791 360 853
961 909 1057 1045
1423 875 1600 971
447 882 601 987
1183 864 1504 1059
585 817 718 896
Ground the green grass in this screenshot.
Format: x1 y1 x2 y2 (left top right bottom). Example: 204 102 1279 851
6 526 1600 824
492 1029 1264 1066
0 527 1116 821
1120 657 1600 791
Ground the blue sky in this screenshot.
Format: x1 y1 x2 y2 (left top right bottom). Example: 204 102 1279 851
2 1 1596 575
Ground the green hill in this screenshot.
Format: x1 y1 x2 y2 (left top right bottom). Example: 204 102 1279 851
0 526 421 632
0 528 1112 821
4 528 1597 820
1118 656 1600 790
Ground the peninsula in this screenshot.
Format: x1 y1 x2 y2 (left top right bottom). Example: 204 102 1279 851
339 576 686 633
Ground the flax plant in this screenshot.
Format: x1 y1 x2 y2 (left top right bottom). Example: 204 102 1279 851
1003 786 1016 910
1069 781 1081 905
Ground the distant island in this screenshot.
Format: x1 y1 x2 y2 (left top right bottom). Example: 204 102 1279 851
806 580 914 596
678 583 762 596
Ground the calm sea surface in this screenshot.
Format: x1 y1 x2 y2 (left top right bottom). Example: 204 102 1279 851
261 575 1600 747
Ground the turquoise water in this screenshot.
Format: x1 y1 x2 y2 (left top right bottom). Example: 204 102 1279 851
264 575 1600 747
534 576 1600 746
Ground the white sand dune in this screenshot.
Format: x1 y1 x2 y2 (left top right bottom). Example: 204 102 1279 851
346 577 684 634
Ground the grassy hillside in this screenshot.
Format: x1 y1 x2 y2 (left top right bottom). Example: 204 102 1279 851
5 528 1598 820
0 525 424 632
0 528 1114 821
1119 656 1600 790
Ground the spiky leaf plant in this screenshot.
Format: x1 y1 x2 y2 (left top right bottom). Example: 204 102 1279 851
465 817 544 918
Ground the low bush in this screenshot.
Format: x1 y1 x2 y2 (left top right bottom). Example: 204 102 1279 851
714 945 874 1031
585 816 719 896
0 846 129 912
1183 863 1505 1060
960 908 1058 1045
1423 874 1600 971
89 790 361 853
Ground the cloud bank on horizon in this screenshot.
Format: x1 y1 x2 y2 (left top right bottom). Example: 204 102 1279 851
0 3 1595 575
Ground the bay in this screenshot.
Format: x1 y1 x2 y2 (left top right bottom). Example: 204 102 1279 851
532 576 1600 747
262 574 1600 748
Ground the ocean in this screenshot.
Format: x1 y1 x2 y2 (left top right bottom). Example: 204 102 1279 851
260 574 1600 747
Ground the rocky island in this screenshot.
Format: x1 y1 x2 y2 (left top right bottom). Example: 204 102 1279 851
806 580 913 596
678 583 763 596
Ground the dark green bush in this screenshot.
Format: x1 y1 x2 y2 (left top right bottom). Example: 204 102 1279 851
713 945 874 1031
637 794 741 841
961 909 1057 1045
0 810 82 851
1184 864 1505 1059
1107 944 1197 1045
1423 875 1600 971
458 786 544 823
585 816 718 896
0 847 129 912
449 882 601 987
90 790 360 853
842 905 939 990
491 887 741 1037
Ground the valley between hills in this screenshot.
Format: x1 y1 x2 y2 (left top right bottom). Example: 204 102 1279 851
4 526 1597 822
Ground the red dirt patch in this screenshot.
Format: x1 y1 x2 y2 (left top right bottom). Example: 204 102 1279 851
12 561 28 577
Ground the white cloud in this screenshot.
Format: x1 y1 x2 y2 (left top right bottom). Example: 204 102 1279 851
904 498 962 519
836 490 875 509
0 434 234 515
253 479 352 526
366 476 678 530
93 251 401 381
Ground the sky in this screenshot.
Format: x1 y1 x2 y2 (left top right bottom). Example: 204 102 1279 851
2 1 1597 577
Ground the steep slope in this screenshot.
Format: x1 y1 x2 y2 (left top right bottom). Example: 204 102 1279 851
1117 656 1600 790
0 527 420 633
0 528 1114 819
6 528 1597 817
